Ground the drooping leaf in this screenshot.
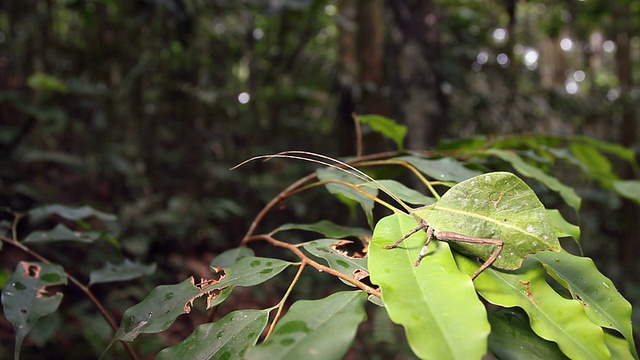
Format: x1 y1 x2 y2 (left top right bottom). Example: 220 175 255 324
29 204 117 223
488 308 566 360
358 114 407 151
156 308 271 360
317 168 377 226
363 179 436 206
570 142 617 182
1 261 67 359
210 247 255 268
613 180 640 204
24 223 100 244
271 220 370 238
89 259 156 286
369 213 490 359
546 209 580 243
487 149 582 211
574 136 637 164
302 239 367 286
531 249 637 358
115 257 292 342
244 291 367 360
415 172 560 270
397 155 482 183
455 255 610 359
115 278 202 342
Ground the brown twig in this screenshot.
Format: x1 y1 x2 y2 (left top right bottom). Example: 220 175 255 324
244 234 381 298
1 218 139 360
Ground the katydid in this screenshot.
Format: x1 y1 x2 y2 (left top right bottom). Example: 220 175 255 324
233 151 561 279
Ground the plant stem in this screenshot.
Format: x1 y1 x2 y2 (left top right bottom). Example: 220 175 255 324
245 234 381 298
264 261 307 340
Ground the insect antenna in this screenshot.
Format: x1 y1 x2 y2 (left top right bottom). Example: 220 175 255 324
231 150 414 213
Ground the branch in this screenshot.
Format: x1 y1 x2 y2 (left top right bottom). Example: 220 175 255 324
244 234 381 298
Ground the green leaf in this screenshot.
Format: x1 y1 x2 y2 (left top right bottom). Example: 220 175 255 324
244 291 367 360
210 247 254 268
27 72 67 93
302 239 368 287
613 180 640 204
369 213 490 359
23 223 100 244
156 308 270 360
115 257 292 342
358 114 407 150
415 172 560 270
115 278 202 342
29 204 117 223
456 255 610 359
397 155 482 183
570 142 617 182
317 168 377 226
363 179 436 205
88 259 156 286
271 220 370 238
1 261 67 359
488 308 566 360
546 209 580 243
487 149 582 211
604 333 636 360
531 249 637 358
574 136 637 164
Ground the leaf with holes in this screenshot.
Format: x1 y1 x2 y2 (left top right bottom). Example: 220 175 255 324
244 291 367 360
303 239 368 286
156 308 271 360
1 261 67 358
414 172 560 271
115 256 292 342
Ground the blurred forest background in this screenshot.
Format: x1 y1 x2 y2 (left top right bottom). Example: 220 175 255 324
1 0 639 357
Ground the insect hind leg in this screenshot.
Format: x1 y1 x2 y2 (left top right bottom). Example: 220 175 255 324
433 229 504 280
384 219 429 250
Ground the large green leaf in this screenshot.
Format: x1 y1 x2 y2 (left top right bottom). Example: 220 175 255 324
358 114 407 150
531 249 637 358
397 155 481 183
455 255 610 359
244 291 367 360
487 149 582 211
156 308 270 360
1 261 67 360
88 259 156 286
369 213 490 359
271 220 370 238
415 172 560 270
115 256 292 342
487 308 566 360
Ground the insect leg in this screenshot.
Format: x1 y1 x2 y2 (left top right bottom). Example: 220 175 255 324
432 230 504 280
384 218 429 249
413 226 435 267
